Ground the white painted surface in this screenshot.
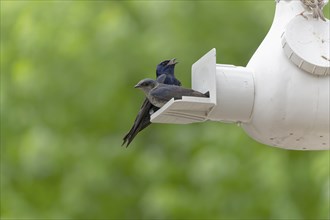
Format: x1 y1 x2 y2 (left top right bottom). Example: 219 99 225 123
282 15 330 75
151 0 330 150
242 0 330 150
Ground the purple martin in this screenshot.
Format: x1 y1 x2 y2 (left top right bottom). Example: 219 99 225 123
156 59 182 86
122 59 181 147
135 78 209 108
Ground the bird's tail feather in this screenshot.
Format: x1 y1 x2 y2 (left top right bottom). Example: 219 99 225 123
204 91 210 97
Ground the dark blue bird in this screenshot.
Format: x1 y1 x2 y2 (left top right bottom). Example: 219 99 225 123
156 59 182 85
122 59 181 147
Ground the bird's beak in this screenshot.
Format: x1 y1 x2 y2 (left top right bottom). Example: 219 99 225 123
134 84 141 88
167 58 178 65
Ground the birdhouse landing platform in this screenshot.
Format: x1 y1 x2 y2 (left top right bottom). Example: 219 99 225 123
150 96 214 124
151 48 255 124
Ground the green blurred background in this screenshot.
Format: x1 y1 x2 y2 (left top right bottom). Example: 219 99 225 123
1 1 329 219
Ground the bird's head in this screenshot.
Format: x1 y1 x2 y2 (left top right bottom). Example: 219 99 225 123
156 58 178 77
134 78 158 94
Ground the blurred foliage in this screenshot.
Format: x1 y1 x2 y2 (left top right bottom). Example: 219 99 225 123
1 0 329 219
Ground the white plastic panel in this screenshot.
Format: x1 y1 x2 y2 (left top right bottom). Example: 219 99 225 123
243 0 330 150
192 48 217 104
150 97 214 124
192 49 255 123
282 15 330 76
208 65 255 123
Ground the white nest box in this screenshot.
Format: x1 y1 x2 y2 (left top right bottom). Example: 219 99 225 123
151 0 330 150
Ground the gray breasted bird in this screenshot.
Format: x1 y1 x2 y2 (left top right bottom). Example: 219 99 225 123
135 78 209 108
122 59 181 147
300 0 328 21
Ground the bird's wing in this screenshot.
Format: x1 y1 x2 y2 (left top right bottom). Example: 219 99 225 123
153 84 208 100
156 74 167 83
150 86 179 102
167 74 181 86
122 98 155 147
175 78 182 86
151 85 203 102
130 98 153 131
157 74 182 86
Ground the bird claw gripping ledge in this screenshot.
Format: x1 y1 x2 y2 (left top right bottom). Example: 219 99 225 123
152 0 330 150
